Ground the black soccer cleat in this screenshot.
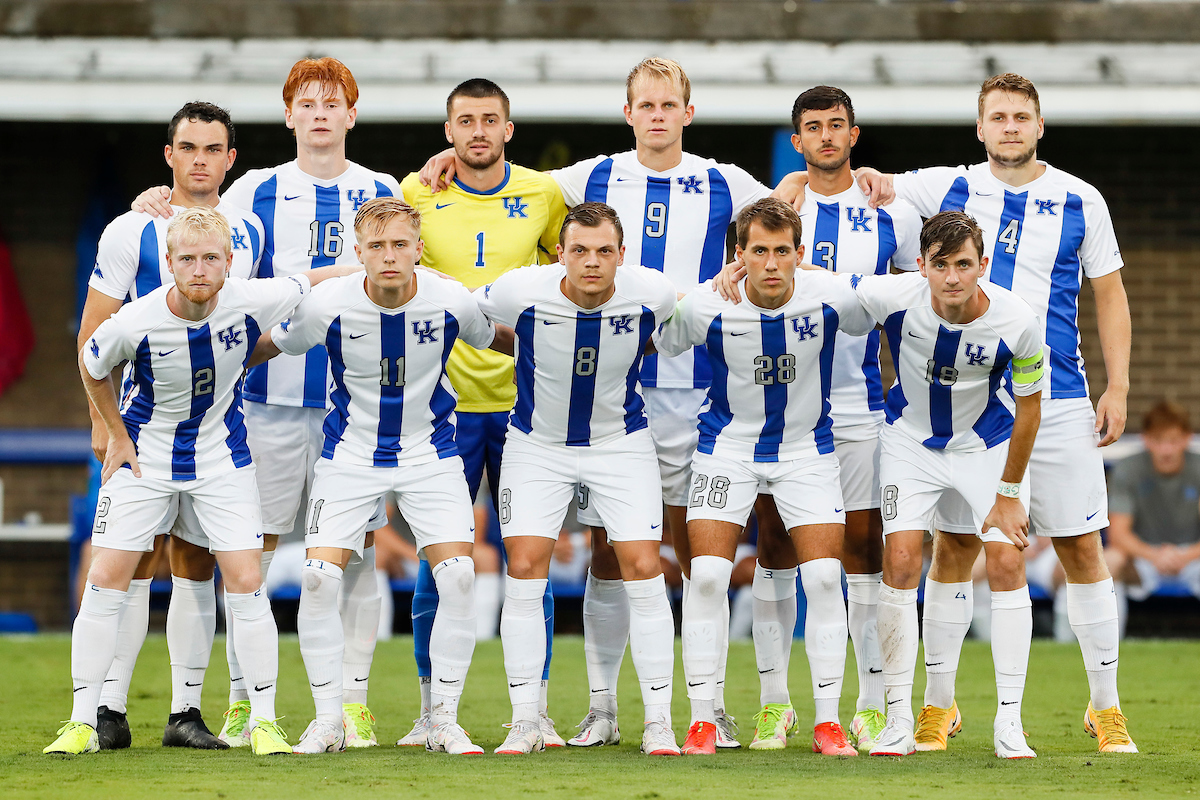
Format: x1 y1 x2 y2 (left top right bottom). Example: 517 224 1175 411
97 705 132 750
162 708 229 750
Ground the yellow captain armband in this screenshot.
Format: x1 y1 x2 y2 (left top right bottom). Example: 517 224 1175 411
1011 349 1044 385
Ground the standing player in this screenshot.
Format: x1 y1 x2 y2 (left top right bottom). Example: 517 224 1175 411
135 58 401 748
46 206 351 755
656 198 873 756
857 74 1136 753
252 198 503 755
81 102 263 749
398 78 567 749
476 204 680 757
852 212 1044 759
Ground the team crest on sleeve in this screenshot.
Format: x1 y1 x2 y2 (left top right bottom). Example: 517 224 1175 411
503 197 529 218
413 319 438 344
347 189 369 210
792 316 818 341
230 227 248 250
677 176 704 194
90 338 99 358
609 315 634 335
964 342 989 366
217 325 244 351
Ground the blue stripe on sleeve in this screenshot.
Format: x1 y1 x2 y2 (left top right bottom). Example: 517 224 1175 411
565 311 603 447
939 176 970 213
989 191 1027 290
375 179 394 198
511 308 537 435
814 304 840 454
251 175 277 278
243 218 262 273
135 221 161 299
123 337 156 448
430 311 460 459
1047 192 1088 399
813 202 840 271
697 315 732 454
754 314 787 462
623 307 655 435
882 310 909 424
875 207 897 275
171 324 215 480
972 339 1016 448
321 317 351 459
374 312 407 467
923 325 963 449
583 158 614 204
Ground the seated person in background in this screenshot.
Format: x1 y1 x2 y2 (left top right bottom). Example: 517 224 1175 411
1107 401 1200 601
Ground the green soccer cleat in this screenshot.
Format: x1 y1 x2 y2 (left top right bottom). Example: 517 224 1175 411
749 703 798 750
218 700 252 748
250 719 291 755
849 707 887 751
343 703 378 748
44 721 99 755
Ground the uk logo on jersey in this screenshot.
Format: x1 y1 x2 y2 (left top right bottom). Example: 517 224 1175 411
230 227 248 250
347 189 369 211
677 175 704 194
504 197 529 218
413 320 438 344
847 208 872 232
792 316 818 341
609 315 634 335
217 325 244 351
964 342 989 366
1034 199 1058 216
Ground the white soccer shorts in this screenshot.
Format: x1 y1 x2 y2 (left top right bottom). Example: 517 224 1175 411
245 401 386 536
833 430 881 513
878 428 1028 544
498 429 663 543
91 466 263 553
304 456 475 557
935 397 1107 537
687 450 845 530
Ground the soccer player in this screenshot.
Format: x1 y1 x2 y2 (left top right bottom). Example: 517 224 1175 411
851 211 1045 759
46 206 352 756
251 198 503 754
476 203 680 757
398 78 567 749
656 198 872 756
856 74 1136 754
134 58 401 748
80 101 263 749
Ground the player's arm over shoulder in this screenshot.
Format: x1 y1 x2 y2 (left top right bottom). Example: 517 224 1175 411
548 154 610 207
820 271 877 336
893 165 969 217
442 280 496 351
850 271 921 324
652 286 702 358
223 168 273 209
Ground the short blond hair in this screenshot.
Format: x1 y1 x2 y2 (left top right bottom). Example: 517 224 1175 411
166 206 231 256
354 197 421 238
978 73 1041 118
626 57 691 106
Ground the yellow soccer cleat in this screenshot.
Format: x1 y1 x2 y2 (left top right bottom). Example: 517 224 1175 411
250 719 291 755
343 703 378 748
1084 703 1138 753
43 721 99 755
914 701 962 752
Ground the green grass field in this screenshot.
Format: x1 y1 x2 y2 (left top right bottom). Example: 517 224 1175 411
3 635 1198 798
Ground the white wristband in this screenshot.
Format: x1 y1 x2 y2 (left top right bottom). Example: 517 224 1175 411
997 481 1020 499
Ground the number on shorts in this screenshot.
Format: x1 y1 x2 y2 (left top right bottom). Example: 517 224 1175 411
92 496 111 536
881 484 898 521
499 488 512 525
308 220 344 258
307 498 324 536
193 367 214 397
576 485 590 510
689 474 730 509
380 356 406 387
574 346 597 377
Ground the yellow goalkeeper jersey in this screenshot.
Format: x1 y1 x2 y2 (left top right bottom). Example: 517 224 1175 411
402 163 567 413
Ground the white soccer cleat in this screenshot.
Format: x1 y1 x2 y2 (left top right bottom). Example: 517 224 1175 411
994 720 1037 760
539 713 566 748
640 721 681 756
426 721 484 755
568 709 620 747
396 713 430 747
494 721 545 755
869 717 916 757
714 709 741 749
292 720 346 754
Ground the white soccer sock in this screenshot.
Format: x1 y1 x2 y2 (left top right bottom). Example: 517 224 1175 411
430 557 477 726
474 571 503 641
682 556 732 724
921 579 972 710
226 586 279 726
98 578 150 714
501 577 547 723
624 575 674 725
298 560 345 725
846 571 884 711
752 562 796 706
376 568 393 642
167 576 216 714
715 590 730 712
801 559 848 725
991 586 1032 728
877 583 918 726
340 545 380 706
1067 579 1122 710
227 549 273 704
582 570 629 714
71 584 126 727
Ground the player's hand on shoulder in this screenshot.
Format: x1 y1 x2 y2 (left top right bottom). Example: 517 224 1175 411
853 168 894 209
771 171 809 213
712 257 748 304
102 433 140 483
983 497 1030 550
418 148 457 193
1094 388 1127 447
131 185 173 218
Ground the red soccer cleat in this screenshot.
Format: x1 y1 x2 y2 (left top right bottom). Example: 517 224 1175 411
681 721 718 755
813 721 858 756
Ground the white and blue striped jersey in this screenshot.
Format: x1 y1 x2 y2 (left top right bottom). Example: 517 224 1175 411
893 162 1122 401
654 273 874 463
475 263 677 448
89 200 263 301
800 184 922 435
224 160 402 410
83 275 312 481
853 272 1045 452
552 151 771 390
271 274 495 469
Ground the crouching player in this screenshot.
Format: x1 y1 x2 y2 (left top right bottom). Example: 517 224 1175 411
47 207 351 755
250 198 503 755
476 203 680 756
655 199 872 756
852 212 1045 759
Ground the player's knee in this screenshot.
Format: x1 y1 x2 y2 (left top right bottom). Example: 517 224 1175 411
883 543 922 588
222 562 264 595
689 556 733 600
985 546 1025 590
622 550 662 582
505 551 541 581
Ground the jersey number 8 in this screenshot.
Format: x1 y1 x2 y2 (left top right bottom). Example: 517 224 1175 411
574 346 598 377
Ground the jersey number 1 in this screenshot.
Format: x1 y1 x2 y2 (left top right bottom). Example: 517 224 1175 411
380 357 406 387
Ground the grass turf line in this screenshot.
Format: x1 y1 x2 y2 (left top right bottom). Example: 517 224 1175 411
3 635 1199 798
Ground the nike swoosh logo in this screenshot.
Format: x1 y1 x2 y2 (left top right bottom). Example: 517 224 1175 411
906 331 922 339
256 533 263 539
283 195 302 201
818 681 836 688
104 678 118 683
354 677 369 682
730 331 750 336
185 681 202 687
834 508 844 514
1100 658 1117 666
888 698 904 705
650 683 669 691
435 202 455 210
925 662 944 667
651 524 661 530
254 684 273 692
998 739 1023 752
509 682 531 688
590 689 607 693
974 191 995 197
74 686 87 693
758 669 773 674
688 681 703 688
348 333 370 339
615 177 625 182
158 349 178 357
439 678 461 684
1086 511 1100 521
542 320 563 325
312 680 332 688
1000 701 1018 705
869 668 882 674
